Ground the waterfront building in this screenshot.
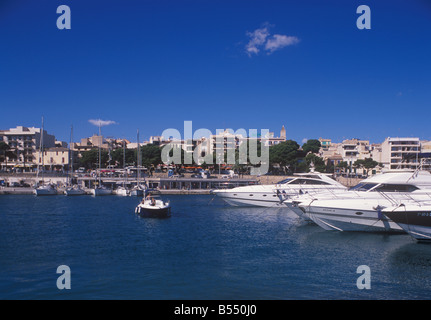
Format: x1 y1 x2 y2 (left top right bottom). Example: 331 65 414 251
318 138 331 151
264 131 286 146
381 137 421 170
34 147 76 172
0 126 56 172
71 135 129 151
336 139 371 164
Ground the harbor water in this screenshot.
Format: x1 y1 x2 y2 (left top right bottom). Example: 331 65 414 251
1 194 431 300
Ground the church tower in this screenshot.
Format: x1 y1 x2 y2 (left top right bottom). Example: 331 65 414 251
280 125 286 140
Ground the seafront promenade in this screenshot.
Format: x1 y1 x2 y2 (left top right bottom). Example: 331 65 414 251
0 172 361 195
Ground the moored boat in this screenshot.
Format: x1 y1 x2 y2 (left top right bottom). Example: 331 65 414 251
293 170 431 232
135 195 171 218
90 186 112 196
212 170 347 207
383 203 431 241
115 186 129 196
34 184 57 196
130 185 146 197
64 185 86 196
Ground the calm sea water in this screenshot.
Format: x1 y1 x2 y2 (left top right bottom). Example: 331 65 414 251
1 194 431 300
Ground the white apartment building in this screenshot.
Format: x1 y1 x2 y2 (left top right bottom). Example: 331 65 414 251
336 139 371 164
0 126 56 171
320 137 431 175
381 137 421 170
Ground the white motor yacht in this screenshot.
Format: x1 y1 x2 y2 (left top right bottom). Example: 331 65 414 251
293 170 431 232
212 171 347 207
383 203 431 241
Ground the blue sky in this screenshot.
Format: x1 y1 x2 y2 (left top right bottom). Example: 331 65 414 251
1 0 431 144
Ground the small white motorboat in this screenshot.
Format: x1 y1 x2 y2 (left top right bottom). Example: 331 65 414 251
135 195 171 218
90 186 112 196
64 185 86 196
130 185 146 197
116 186 129 196
34 184 57 196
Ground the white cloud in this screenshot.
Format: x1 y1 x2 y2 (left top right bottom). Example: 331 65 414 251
245 24 299 56
302 138 308 144
245 26 270 56
265 34 300 54
88 119 117 127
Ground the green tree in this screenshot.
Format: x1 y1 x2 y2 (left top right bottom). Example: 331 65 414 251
0 142 16 169
336 161 349 175
304 153 326 172
0 142 10 168
353 158 379 176
140 144 162 168
302 139 321 154
269 140 300 174
111 148 136 167
79 149 109 169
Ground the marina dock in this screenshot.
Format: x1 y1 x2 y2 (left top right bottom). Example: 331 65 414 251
0 173 261 195
0 173 361 195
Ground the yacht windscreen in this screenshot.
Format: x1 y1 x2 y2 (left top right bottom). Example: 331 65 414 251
349 183 378 191
374 184 419 192
289 179 331 185
277 178 293 184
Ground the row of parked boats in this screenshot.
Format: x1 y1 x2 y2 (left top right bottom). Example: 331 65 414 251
33 182 172 218
33 184 147 196
212 169 431 242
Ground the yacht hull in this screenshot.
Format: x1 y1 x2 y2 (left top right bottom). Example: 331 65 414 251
115 188 129 196
383 208 431 241
64 188 86 196
34 190 57 196
215 192 285 207
90 188 112 196
130 189 144 197
284 202 314 222
34 188 57 196
213 179 346 208
305 205 403 232
135 206 171 218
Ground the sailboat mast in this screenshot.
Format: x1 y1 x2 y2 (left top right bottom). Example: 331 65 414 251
40 117 45 182
98 123 102 185
137 129 140 185
123 139 127 186
68 125 74 186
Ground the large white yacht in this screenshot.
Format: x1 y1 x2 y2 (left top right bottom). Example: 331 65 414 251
212 170 347 207
383 202 431 241
292 170 431 232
